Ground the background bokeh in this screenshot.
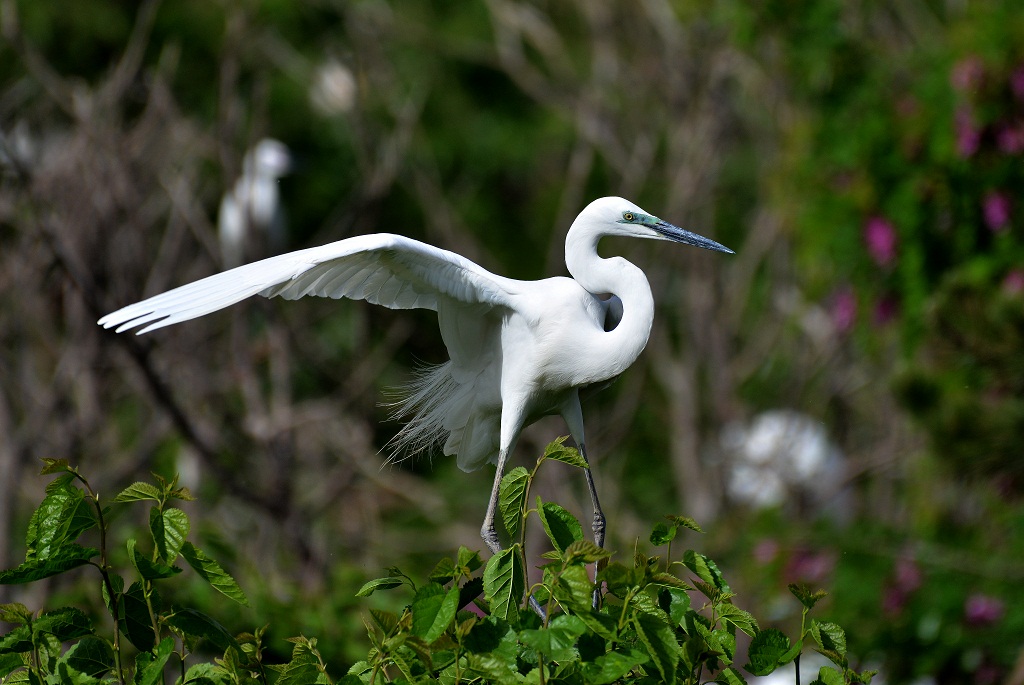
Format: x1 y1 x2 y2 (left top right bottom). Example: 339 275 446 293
1 0 1022 682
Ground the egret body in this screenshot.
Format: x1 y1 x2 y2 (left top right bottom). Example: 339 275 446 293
100 196 733 557
218 138 291 267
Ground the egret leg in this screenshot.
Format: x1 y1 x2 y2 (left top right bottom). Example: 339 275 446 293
480 448 509 555
579 443 606 549
481 447 547 619
579 443 606 609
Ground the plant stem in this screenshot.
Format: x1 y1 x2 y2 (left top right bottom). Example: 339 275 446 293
79 474 126 685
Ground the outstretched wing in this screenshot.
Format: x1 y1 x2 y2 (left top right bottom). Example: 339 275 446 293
98 233 517 334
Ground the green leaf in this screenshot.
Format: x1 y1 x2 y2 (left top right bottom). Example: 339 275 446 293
744 628 791 676
101 573 124 622
182 662 229 685
180 542 249 606
429 557 457 583
401 635 434 671
127 539 182 580
63 636 114 678
0 604 32 625
166 608 239 654
852 668 879 684
355 576 404 597
112 482 162 503
633 612 679 685
657 586 690 626
483 545 525 626
810 620 847 658
150 507 189 563
458 576 484 610
462 615 507 654
788 582 828 610
814 666 846 685
0 652 24 678
581 649 648 684
51 662 107 685
456 546 483 574
0 626 31 655
683 550 731 592
716 603 759 637
715 666 748 685
576 609 619 641
275 637 329 685
121 581 156 652
368 609 398 635
33 607 93 642
517 615 586 661
465 653 519 683
411 583 460 643
498 467 529 540
39 458 71 476
668 515 704 534
598 562 640 597
537 499 583 554
649 522 676 546
780 639 803 665
563 539 613 564
25 478 96 561
134 637 175 685
542 436 589 469
168 487 196 502
649 572 694 592
550 563 594 611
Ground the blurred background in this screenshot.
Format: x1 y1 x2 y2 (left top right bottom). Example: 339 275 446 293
0 0 1022 682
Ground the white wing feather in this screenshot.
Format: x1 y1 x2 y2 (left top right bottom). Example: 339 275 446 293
98 233 517 334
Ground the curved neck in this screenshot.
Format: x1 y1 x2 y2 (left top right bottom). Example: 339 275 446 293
565 219 655 380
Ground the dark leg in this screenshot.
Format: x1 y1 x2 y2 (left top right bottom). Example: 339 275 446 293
579 443 606 608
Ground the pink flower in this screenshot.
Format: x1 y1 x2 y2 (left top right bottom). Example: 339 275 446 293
753 539 779 565
882 586 907 617
894 557 923 593
956 108 981 158
830 287 857 334
786 548 835 584
982 192 1011 232
951 56 984 93
873 296 899 326
1002 269 1024 295
995 123 1024 154
964 593 1005 626
864 216 898 266
1011 64 1024 102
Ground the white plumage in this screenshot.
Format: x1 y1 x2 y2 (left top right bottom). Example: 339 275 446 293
218 139 291 268
100 196 733 558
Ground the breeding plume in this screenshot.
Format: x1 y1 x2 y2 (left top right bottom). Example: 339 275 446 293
99 197 733 556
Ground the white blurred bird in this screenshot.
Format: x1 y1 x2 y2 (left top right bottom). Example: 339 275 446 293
218 138 292 268
101 196 733 557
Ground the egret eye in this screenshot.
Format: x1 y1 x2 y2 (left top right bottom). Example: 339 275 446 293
623 212 635 222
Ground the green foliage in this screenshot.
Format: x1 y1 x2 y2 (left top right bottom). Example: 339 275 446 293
342 439 867 684
768 0 1024 483
0 463 254 684
1 441 872 684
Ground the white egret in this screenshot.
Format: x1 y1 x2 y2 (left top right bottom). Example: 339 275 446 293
99 196 733 558
218 138 292 268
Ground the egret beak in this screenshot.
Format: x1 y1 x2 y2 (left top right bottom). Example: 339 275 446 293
653 220 734 254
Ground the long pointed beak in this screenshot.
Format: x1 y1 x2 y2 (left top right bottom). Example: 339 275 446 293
653 220 734 254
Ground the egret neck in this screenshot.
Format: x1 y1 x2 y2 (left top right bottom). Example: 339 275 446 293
564 216 655 384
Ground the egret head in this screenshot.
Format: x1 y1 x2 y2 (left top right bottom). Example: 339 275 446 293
246 138 292 178
583 196 734 254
